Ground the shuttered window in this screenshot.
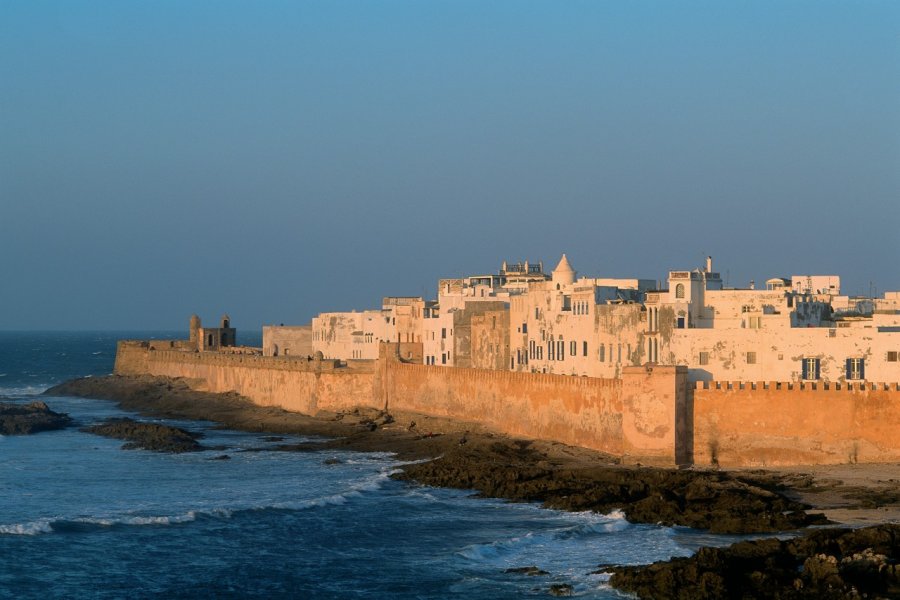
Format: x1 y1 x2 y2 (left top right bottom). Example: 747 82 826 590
846 358 865 381
801 357 820 381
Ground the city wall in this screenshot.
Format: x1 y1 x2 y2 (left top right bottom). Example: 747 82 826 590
693 381 900 467
115 342 380 415
114 341 684 465
114 341 900 467
380 362 684 463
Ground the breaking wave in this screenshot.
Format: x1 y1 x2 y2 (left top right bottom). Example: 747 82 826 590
457 510 630 562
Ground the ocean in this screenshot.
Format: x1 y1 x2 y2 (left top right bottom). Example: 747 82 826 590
0 332 745 599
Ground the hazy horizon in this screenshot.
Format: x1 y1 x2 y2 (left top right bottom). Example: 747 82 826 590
3 1 898 331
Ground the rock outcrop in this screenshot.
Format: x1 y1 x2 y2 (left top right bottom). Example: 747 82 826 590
83 418 203 453
609 524 900 599
0 401 72 434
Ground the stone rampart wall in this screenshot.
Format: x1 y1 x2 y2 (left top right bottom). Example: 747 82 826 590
114 342 378 414
383 362 625 456
115 341 900 467
694 381 900 467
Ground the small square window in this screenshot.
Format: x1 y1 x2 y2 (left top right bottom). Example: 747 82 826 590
888 351 898 362
746 351 757 365
699 352 709 365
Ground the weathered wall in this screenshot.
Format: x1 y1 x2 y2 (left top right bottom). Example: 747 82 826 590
115 342 378 414
262 325 312 357
694 381 900 467
382 361 628 457
470 309 510 371
621 365 691 466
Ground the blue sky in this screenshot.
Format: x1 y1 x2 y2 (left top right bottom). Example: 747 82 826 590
2 1 898 330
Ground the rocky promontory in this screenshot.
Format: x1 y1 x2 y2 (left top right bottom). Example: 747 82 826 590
83 417 203 453
609 523 900 599
0 400 72 434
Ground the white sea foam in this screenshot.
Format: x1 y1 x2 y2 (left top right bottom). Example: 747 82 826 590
457 509 631 562
0 384 52 397
0 520 54 536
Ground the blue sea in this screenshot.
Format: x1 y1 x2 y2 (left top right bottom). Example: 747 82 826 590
0 332 745 599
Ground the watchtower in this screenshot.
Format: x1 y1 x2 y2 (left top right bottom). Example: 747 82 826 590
189 314 201 347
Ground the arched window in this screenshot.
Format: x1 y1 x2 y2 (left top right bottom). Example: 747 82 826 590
675 283 685 299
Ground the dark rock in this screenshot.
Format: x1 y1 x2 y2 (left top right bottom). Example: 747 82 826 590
210 454 231 460
548 583 573 596
398 456 826 534
608 524 900 599
0 401 72 434
260 436 285 442
83 418 203 453
505 566 549 576
323 458 343 465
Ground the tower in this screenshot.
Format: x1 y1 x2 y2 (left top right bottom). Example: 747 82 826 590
551 254 576 287
189 314 201 347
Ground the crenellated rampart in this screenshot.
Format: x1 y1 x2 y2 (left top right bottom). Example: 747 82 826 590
693 380 900 467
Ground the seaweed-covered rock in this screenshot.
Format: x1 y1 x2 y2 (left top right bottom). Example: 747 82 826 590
0 401 72 434
83 418 203 453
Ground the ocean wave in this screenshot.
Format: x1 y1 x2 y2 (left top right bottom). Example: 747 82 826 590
457 510 631 562
0 384 52 397
0 520 55 536
0 469 397 536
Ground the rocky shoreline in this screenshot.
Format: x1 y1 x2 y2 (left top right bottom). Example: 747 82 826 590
45 374 900 598
609 524 900 599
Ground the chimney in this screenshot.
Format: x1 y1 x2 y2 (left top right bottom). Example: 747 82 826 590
706 256 713 273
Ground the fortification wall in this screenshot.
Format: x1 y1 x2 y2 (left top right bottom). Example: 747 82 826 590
693 381 900 467
383 362 626 456
114 342 378 414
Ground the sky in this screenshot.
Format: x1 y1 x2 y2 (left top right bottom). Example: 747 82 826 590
1 1 898 330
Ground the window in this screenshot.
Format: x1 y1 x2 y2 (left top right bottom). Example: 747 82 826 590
676 317 685 329
699 351 709 365
441 328 446 339
748 317 762 329
583 341 588 357
558 340 564 360
801 357 820 381
746 351 757 365
675 283 685 299
441 353 446 365
548 341 554 361
522 323 528 334
598 345 605 362
617 344 622 363
570 341 576 356
888 351 898 362
535 307 539 319
846 358 865 380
